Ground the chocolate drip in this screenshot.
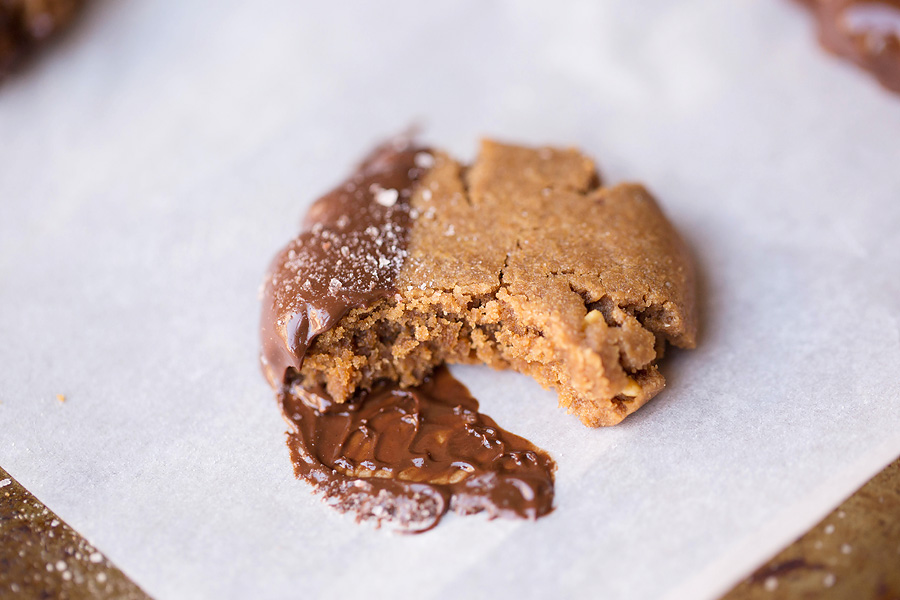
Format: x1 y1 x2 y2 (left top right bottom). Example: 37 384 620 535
260 140 429 386
798 0 900 93
281 366 556 533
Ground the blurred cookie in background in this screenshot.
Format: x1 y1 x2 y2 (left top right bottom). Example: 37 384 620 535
795 0 900 93
0 0 84 78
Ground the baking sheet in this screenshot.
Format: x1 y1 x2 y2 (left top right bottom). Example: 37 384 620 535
1 1 899 599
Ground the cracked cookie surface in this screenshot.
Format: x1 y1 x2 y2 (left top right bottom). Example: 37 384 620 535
265 139 697 427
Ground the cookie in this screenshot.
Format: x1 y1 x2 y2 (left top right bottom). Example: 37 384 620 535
262 138 697 427
0 0 83 77
795 0 900 93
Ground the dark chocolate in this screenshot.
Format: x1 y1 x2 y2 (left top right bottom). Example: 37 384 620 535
799 0 900 93
281 366 555 533
260 139 427 387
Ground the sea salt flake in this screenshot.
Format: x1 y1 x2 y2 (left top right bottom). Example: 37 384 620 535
374 188 399 207
0 478 10 488
414 152 435 169
823 573 836 587
824 524 835 534
763 576 778 591
329 278 343 290
89 552 103 563
421 189 432 201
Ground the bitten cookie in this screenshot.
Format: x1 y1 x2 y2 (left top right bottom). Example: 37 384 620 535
262 139 697 427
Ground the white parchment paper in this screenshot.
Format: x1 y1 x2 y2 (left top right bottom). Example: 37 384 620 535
2 1 899 599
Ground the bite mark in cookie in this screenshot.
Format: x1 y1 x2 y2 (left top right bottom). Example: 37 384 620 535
264 139 697 427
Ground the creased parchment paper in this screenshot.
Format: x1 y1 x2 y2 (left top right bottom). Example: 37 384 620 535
1 1 898 599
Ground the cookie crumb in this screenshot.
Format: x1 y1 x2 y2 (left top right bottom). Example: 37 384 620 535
56 394 66 403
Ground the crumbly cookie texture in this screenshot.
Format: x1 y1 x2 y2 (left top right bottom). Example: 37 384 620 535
297 140 697 427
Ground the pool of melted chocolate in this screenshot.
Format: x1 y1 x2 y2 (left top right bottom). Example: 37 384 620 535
281 366 555 533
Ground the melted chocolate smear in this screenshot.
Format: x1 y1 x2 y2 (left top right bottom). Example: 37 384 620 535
260 138 429 386
798 0 900 93
281 366 556 533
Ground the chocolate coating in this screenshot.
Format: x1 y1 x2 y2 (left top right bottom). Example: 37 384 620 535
281 366 555 533
260 140 427 386
800 0 900 93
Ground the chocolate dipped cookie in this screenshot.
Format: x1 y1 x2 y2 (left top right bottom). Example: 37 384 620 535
262 138 697 428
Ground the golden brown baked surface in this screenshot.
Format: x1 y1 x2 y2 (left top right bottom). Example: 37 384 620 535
292 139 696 427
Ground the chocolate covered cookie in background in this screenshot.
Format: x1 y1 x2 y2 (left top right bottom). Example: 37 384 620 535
795 0 900 92
261 137 697 531
0 0 84 78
